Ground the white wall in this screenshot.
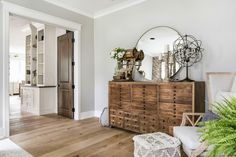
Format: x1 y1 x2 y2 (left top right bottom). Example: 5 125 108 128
94 0 236 112
9 16 27 54
0 2 4 137
56 27 66 37
9 16 27 83
9 54 25 82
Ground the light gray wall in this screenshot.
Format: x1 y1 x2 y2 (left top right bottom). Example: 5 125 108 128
5 0 95 112
0 3 4 133
94 0 236 112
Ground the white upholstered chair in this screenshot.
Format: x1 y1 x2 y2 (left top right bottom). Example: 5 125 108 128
173 72 236 157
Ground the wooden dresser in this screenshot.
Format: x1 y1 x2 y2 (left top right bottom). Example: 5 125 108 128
108 81 205 134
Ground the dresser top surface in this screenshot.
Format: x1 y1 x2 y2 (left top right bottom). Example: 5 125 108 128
109 81 204 85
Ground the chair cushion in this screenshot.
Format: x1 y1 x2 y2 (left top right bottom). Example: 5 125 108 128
173 126 201 150
231 77 236 92
182 144 193 156
182 145 207 157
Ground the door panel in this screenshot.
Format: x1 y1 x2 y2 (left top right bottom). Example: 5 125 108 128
58 32 74 119
60 40 69 82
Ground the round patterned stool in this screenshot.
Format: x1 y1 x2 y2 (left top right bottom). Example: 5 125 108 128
133 132 181 157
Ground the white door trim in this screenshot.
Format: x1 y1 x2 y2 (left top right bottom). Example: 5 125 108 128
0 1 82 138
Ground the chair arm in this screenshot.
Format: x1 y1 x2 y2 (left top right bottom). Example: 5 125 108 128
181 113 205 126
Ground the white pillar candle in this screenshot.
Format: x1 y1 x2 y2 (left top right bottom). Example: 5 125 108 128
158 53 162 60
169 54 174 63
164 44 170 52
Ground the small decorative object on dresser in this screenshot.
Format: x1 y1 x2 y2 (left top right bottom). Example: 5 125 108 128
108 81 205 134
133 132 181 157
110 47 126 80
173 35 204 82
110 47 144 81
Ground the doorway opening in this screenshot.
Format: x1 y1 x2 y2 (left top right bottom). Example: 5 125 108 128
2 1 82 138
9 15 75 136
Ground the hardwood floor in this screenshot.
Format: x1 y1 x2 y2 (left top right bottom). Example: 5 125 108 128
10 113 188 157
10 114 136 157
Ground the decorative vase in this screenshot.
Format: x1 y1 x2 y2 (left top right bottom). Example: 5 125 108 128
114 61 123 75
132 66 145 81
152 56 162 81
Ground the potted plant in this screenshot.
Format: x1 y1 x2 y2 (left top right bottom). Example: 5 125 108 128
199 96 236 157
110 48 126 78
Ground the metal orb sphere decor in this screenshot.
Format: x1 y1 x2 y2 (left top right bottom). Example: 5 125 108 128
173 35 203 82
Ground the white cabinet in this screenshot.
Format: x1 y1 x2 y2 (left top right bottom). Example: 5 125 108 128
21 86 57 115
25 24 57 86
23 24 57 115
37 25 57 86
25 24 37 85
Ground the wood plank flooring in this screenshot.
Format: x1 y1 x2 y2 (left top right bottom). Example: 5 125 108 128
10 114 136 157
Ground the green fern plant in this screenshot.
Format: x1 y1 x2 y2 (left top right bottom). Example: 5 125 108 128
199 96 236 157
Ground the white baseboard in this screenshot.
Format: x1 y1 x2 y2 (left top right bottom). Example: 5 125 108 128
79 111 95 120
74 112 80 120
79 110 102 120
40 108 57 116
94 110 102 118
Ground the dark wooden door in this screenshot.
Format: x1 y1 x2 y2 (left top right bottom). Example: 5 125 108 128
57 32 74 119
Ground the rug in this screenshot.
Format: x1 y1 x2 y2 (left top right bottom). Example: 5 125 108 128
0 139 33 157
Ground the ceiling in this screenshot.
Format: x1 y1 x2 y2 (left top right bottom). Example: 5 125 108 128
44 0 147 18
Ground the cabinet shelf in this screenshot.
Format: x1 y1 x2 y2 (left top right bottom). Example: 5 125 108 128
26 25 56 86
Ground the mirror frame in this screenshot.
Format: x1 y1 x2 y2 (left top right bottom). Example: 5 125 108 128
135 26 183 81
